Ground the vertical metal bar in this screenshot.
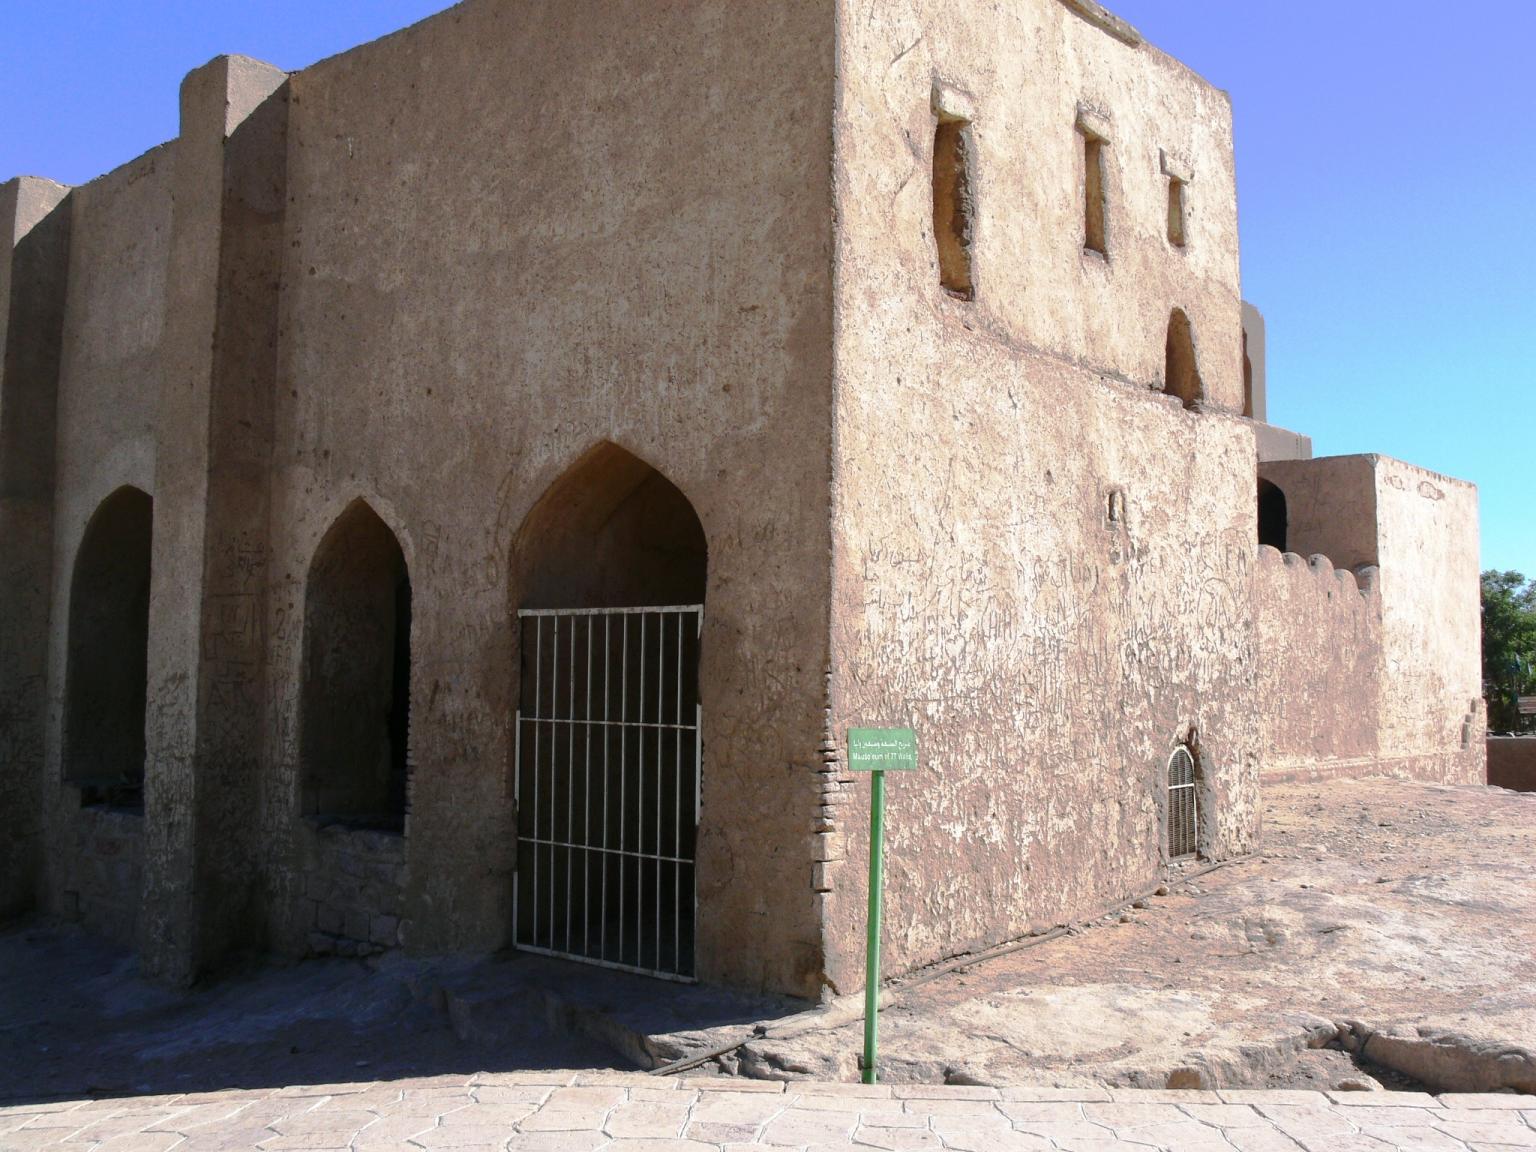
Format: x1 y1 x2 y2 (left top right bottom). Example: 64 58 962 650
583 614 593 957
619 612 628 967
566 615 575 955
863 768 887 1084
549 616 560 949
674 609 683 973
513 701 521 947
601 612 610 962
694 608 702 978
654 611 663 972
637 610 647 969
531 616 542 949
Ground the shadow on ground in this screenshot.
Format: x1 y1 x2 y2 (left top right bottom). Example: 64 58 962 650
0 923 797 1106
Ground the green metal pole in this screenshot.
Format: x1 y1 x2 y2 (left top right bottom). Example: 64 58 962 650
862 767 886 1085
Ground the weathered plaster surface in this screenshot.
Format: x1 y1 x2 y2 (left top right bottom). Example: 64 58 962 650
2 0 1485 1000
824 0 1257 992
37 148 171 945
0 176 71 919
1260 456 1379 572
1254 549 1381 778
1371 457 1482 781
1255 455 1482 786
259 0 836 995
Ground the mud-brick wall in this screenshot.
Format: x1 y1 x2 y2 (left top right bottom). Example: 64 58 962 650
296 826 406 957
1254 548 1382 781
1372 457 1484 783
60 809 144 947
39 144 171 940
824 0 1256 993
1487 737 1536 792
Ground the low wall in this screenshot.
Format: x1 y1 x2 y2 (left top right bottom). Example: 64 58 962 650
1255 547 1382 779
1488 737 1536 792
62 808 144 947
293 824 406 957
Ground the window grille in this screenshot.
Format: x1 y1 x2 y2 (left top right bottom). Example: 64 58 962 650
514 606 701 981
1167 744 1199 859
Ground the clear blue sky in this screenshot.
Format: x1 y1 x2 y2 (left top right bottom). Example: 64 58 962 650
2 2 1531 575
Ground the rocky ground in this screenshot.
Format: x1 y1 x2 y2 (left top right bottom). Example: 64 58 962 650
0 929 628 1104
3 778 1533 1105
728 779 1536 1091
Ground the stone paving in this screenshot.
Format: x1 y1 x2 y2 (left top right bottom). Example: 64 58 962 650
3 1074 1534 1152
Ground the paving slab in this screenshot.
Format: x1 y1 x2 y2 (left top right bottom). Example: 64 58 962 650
1 1079 1527 1151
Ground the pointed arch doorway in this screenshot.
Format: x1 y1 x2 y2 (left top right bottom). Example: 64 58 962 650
512 443 706 981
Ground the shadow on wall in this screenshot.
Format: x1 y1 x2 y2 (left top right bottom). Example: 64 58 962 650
510 441 708 981
64 486 153 812
300 500 412 832
513 440 707 612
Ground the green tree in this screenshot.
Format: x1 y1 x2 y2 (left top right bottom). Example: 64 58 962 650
1482 569 1536 731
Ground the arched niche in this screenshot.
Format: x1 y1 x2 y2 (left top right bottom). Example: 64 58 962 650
514 441 707 611
64 486 153 809
299 500 412 830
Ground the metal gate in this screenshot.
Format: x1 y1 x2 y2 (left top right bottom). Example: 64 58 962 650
1167 745 1199 859
514 606 701 981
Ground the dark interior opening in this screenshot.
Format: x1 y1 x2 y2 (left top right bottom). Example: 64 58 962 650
1242 329 1254 418
1258 478 1288 551
1083 133 1107 254
932 117 976 299
300 500 411 832
1167 177 1187 247
64 486 153 810
513 442 708 978
1164 308 1203 409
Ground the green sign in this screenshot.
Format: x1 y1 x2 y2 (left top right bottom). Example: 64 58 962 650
847 726 917 1085
848 728 918 772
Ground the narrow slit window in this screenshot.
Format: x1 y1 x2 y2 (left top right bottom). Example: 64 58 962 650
1082 133 1107 254
1242 330 1254 417
1164 308 1202 409
1258 478 1288 551
932 117 976 299
1167 177 1187 247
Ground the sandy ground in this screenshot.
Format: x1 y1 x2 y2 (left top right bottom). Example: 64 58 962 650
731 779 1536 1090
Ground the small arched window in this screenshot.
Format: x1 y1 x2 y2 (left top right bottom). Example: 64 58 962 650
1166 744 1200 860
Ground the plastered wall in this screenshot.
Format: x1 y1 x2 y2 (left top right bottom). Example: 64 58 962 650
0 175 70 919
257 0 837 995
824 0 1258 992
38 147 173 944
1254 549 1382 780
1254 455 1482 785
3 0 1486 1000
1372 457 1483 781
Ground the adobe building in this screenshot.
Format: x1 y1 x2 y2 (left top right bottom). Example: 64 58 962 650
0 0 1483 1000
